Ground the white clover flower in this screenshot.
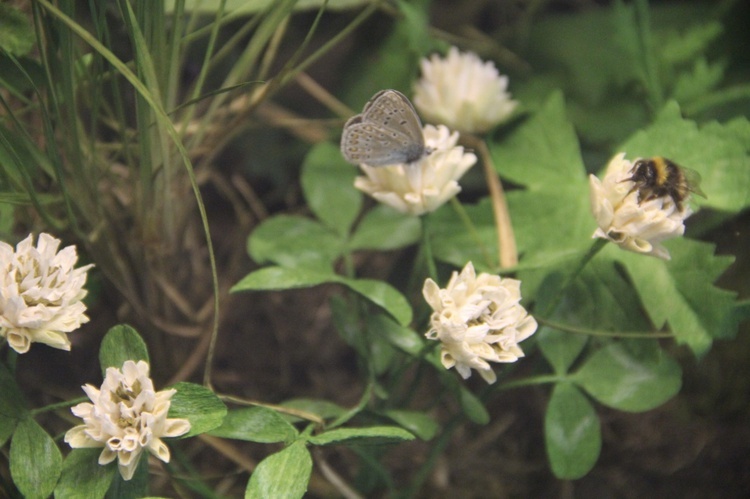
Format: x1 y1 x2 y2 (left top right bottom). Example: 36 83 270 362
413 46 518 134
353 124 476 216
0 233 94 354
589 153 692 260
422 262 537 384
65 360 191 481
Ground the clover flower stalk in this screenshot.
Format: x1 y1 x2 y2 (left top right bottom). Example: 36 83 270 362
413 47 518 134
65 360 191 481
0 233 94 354
589 153 693 260
423 262 537 384
354 124 476 216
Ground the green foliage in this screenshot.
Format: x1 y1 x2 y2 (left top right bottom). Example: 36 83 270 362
208 407 298 443
55 449 117 499
573 341 682 412
544 383 601 480
98 324 150 375
0 362 27 446
10 418 63 499
168 382 227 438
0 4 34 56
307 426 415 446
245 440 312 499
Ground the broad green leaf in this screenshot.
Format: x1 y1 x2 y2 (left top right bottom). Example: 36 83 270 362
245 440 312 499
232 266 337 292
348 205 421 251
232 267 412 325
10 418 63 499
342 277 413 326
544 383 601 480
616 238 737 355
573 341 682 412
55 449 116 499
168 382 227 437
307 426 414 446
0 362 27 446
247 215 343 270
382 410 438 440
98 324 149 376
457 384 490 425
0 4 34 56
300 142 361 236
366 313 424 356
621 102 750 212
278 398 346 422
208 407 297 443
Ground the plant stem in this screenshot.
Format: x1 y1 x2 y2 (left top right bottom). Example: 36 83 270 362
421 214 438 281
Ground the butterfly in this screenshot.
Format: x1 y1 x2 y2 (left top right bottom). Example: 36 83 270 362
340 89 429 166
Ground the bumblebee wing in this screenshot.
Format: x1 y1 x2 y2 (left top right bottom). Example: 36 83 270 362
682 167 707 198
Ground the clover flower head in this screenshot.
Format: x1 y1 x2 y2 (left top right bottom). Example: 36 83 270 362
413 46 518 134
64 360 191 481
589 153 692 260
0 233 94 353
422 262 537 384
353 124 476 216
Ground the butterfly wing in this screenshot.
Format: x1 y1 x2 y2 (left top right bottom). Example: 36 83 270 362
341 89 427 166
362 90 425 147
341 114 423 166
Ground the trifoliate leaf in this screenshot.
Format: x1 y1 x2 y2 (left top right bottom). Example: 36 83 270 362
245 440 311 499
621 101 750 212
247 215 343 270
99 324 149 376
208 407 297 443
0 362 27 446
573 340 682 411
300 143 361 237
307 426 414 446
168 382 227 437
55 449 116 499
544 383 601 480
10 418 62 499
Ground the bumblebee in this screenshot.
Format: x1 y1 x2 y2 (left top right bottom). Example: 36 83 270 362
623 156 705 211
